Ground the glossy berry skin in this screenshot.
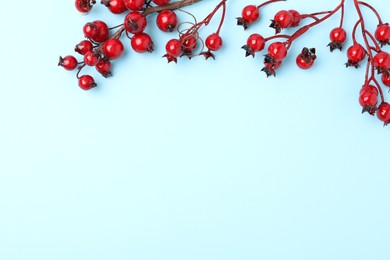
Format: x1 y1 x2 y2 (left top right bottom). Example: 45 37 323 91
152 0 170 6
296 54 314 70
124 0 144 11
375 23 390 46
131 33 154 53
95 59 112 77
206 33 223 51
274 10 293 28
75 0 93 14
124 12 147 34
102 0 127 14
242 5 259 23
75 40 93 55
84 51 100 66
247 34 265 52
83 21 109 42
346 44 366 67
382 73 390 87
330 28 347 43
289 10 301 27
78 75 97 90
359 85 378 115
268 42 287 61
156 10 178 32
58 55 78 71
377 102 390 125
166 39 182 58
372 51 390 72
83 23 97 39
180 34 197 53
102 39 124 59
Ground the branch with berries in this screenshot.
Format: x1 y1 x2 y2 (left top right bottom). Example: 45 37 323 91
59 0 390 126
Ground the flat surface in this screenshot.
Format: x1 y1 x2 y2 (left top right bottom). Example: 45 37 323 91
0 0 389 259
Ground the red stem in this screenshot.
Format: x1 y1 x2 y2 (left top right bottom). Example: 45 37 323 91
357 1 383 24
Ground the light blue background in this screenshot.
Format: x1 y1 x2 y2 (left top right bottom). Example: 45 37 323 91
1 0 389 259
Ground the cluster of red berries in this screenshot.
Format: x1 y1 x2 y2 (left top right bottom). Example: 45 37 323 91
238 0 390 126
59 0 227 90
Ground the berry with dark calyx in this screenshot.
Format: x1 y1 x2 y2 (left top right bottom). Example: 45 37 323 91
375 23 390 47
359 84 378 115
242 34 265 57
124 11 147 34
84 51 100 66
377 102 390 126
382 73 390 87
75 0 96 14
156 10 178 32
328 27 347 51
262 58 282 77
296 47 316 70
101 0 127 14
267 41 288 61
75 40 94 55
289 10 301 27
372 51 390 74
270 10 293 34
83 22 98 39
124 0 144 11
180 34 198 57
78 75 97 90
102 38 124 59
58 55 78 71
163 39 183 63
200 33 223 60
131 33 154 53
95 59 112 77
237 5 259 30
83 21 109 42
346 43 366 68
152 0 170 6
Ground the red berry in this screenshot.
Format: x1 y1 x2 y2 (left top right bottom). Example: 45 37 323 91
372 51 390 72
242 5 259 23
58 55 78 71
131 33 154 53
375 23 390 46
247 34 265 52
289 10 301 27
359 84 378 95
75 0 94 14
180 34 197 53
377 102 390 125
83 22 98 39
165 39 182 58
153 0 170 6
83 21 109 42
205 33 223 51
330 28 347 43
84 51 100 66
382 73 390 87
102 38 124 59
124 11 147 34
296 56 313 70
75 40 93 55
346 44 366 67
124 0 144 11
359 85 378 115
101 0 127 14
274 10 293 28
78 75 97 90
156 10 178 32
268 42 288 61
95 59 112 77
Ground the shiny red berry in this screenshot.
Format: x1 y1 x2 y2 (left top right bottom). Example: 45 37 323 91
346 44 366 67
377 102 390 125
75 40 94 55
131 33 154 53
152 0 170 6
372 51 390 72
124 0 144 10
274 10 293 28
124 11 147 34
165 39 182 58
289 10 301 27
156 10 178 32
205 33 223 51
359 85 378 115
95 59 112 77
247 34 265 52
78 75 97 90
296 48 316 70
268 42 288 61
75 0 94 14
83 21 109 42
58 55 78 71
375 23 390 46
382 73 390 87
101 0 127 14
242 5 259 23
84 51 100 66
102 39 124 59
180 34 197 53
330 28 347 43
